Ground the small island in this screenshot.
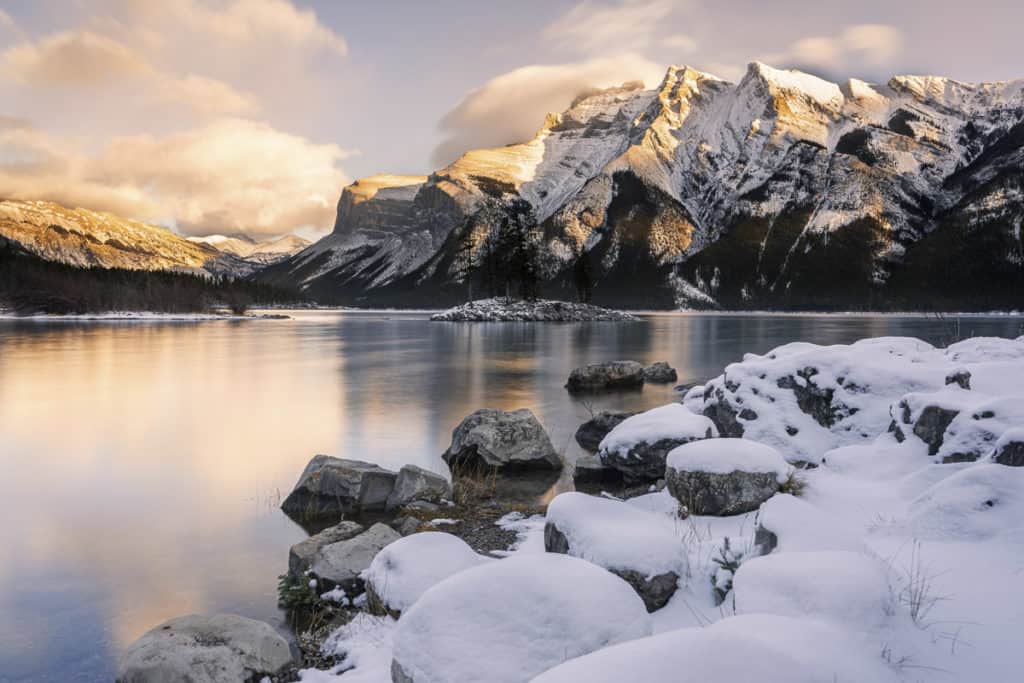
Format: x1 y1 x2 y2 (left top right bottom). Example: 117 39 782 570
430 298 639 322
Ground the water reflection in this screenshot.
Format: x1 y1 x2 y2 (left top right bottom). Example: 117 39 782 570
0 311 1021 681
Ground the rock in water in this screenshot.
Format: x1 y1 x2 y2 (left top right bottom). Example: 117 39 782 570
429 298 639 322
642 362 678 383
442 408 562 471
288 520 364 579
386 465 451 510
281 455 397 522
544 492 681 611
308 523 401 594
574 411 635 452
597 404 717 482
390 553 651 683
116 614 292 683
666 438 789 515
566 361 645 392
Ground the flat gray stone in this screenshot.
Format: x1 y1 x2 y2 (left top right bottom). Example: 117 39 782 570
566 361 644 393
288 520 364 579
116 614 292 683
308 523 401 594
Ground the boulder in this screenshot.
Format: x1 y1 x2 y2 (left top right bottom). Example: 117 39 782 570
544 492 681 611
308 522 400 594
365 532 487 618
571 453 623 485
281 455 397 522
116 614 292 683
666 439 789 516
574 411 634 452
565 361 644 393
442 408 562 471
386 465 450 510
287 520 364 579
392 516 425 536
642 361 678 383
994 428 1024 467
598 404 717 482
390 553 651 683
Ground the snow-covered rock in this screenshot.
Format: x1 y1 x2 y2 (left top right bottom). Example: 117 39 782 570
753 494 864 555
573 410 634 452
390 553 651 683
308 523 401 594
430 299 638 322
906 463 1024 540
665 438 789 515
544 492 682 611
566 361 645 393
288 520 365 579
598 404 717 481
364 532 487 618
733 551 892 625
116 614 292 683
442 408 562 471
386 465 450 511
529 614 900 683
281 456 398 522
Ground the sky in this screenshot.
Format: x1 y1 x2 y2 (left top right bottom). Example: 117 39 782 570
0 0 1022 239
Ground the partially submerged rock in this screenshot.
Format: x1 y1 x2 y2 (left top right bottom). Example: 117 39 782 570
116 614 292 683
571 453 623 485
308 522 401 594
390 553 651 683
566 361 645 393
574 410 634 452
666 438 789 516
288 520 364 579
598 404 717 482
386 465 450 510
545 492 681 611
281 455 397 522
442 408 562 471
642 361 678 383
365 532 487 618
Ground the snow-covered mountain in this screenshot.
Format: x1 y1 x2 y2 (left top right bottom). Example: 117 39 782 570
262 63 1024 309
0 200 307 277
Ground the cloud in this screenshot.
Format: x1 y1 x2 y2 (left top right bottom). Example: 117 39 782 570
761 24 904 77
661 34 698 54
544 0 677 54
155 75 261 117
431 54 664 166
2 30 150 85
0 119 350 236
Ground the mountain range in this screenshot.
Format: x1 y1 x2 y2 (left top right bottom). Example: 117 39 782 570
259 62 1024 310
0 200 309 278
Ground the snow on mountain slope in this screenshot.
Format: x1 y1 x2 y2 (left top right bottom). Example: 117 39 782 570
0 199 305 277
265 62 1024 309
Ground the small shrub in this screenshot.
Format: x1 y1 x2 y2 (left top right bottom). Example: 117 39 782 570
710 537 745 605
778 469 807 497
278 573 318 610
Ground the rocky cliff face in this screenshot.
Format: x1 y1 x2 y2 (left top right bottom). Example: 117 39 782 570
264 63 1024 309
0 200 307 277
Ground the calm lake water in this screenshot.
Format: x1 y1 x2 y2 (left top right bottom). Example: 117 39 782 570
1 310 1022 681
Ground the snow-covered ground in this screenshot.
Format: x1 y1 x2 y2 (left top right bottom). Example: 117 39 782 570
298 334 1024 682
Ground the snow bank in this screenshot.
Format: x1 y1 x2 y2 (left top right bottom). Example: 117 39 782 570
545 492 682 576
755 494 865 553
599 404 717 458
363 532 487 615
907 464 1024 539
666 438 789 480
733 551 892 625
391 553 651 683
530 614 900 683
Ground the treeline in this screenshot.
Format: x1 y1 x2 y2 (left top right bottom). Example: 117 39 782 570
0 242 305 315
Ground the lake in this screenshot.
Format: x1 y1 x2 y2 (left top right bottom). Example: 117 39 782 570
1 310 1022 681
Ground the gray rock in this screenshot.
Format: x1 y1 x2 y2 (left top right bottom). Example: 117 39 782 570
574 411 634 452
945 368 972 390
776 368 839 428
642 362 678 383
601 436 712 483
566 361 645 393
281 455 398 522
288 520 364 579
393 516 423 536
994 438 1024 467
544 522 678 612
386 465 451 510
116 614 292 683
308 523 401 594
572 453 623 485
442 408 562 471
666 469 780 516
912 405 960 456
